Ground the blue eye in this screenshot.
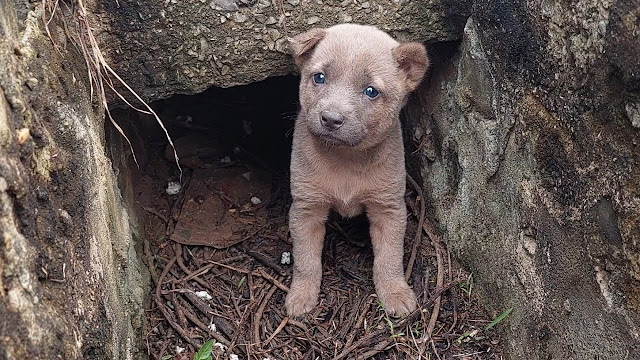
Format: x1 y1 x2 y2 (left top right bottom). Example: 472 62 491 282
364 86 379 98
313 73 326 84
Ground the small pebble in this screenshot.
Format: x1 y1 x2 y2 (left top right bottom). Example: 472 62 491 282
230 355 239 360
211 0 239 11
26 77 38 90
195 290 213 301
307 16 320 25
413 126 424 141
17 128 30 144
564 299 572 313
7 96 25 112
250 196 262 205
281 251 291 265
267 29 281 41
36 186 49 200
58 209 72 227
340 13 352 22
232 12 247 23
257 0 270 7
166 181 181 195
626 102 640 129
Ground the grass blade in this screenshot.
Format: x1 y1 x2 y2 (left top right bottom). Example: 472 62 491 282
485 307 513 330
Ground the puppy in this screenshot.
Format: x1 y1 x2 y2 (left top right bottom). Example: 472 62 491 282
285 24 429 317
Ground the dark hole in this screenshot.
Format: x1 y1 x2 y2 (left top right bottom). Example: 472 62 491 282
149 74 300 173
106 75 300 223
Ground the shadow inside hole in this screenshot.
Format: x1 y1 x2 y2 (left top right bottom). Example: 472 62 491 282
152 74 301 173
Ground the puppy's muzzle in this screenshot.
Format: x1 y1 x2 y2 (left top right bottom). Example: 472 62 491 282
320 110 344 131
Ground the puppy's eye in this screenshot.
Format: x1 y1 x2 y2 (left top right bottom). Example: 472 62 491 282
364 86 379 99
313 73 326 84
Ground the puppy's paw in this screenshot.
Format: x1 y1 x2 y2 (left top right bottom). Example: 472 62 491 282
285 282 319 317
376 280 417 317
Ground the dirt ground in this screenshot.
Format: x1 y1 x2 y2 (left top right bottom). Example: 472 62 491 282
114 76 505 360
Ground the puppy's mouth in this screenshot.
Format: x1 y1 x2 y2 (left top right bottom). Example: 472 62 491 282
314 132 358 147
319 133 350 145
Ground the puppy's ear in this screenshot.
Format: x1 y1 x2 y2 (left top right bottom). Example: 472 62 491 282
289 28 326 68
393 42 429 91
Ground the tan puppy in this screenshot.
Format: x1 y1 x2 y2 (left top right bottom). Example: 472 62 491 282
285 24 429 317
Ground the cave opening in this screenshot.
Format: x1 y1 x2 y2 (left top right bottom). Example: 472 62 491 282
107 74 300 235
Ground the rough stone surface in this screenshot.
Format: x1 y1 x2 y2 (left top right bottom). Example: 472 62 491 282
406 1 640 358
85 0 471 103
0 1 148 358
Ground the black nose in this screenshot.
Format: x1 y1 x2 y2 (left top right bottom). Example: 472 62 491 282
320 111 344 131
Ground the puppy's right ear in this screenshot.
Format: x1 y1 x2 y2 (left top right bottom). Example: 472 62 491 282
289 28 326 68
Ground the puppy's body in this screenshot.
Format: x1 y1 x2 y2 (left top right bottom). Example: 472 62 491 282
286 24 428 317
291 122 405 218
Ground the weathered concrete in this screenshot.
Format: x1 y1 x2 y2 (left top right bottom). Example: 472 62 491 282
408 1 640 357
87 0 471 103
0 1 148 358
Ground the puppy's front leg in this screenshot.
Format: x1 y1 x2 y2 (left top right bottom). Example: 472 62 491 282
367 201 417 316
285 201 329 317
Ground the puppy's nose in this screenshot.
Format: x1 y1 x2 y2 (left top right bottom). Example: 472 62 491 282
320 111 344 131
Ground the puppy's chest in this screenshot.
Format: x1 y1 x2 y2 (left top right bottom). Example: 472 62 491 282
321 174 370 218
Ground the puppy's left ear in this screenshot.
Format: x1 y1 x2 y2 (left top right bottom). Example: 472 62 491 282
289 28 326 68
393 42 429 91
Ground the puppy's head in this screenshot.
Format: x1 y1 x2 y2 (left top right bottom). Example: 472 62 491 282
290 24 429 149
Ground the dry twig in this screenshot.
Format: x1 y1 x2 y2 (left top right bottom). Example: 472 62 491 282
406 174 426 281
423 221 445 338
265 316 289 345
253 284 278 349
155 257 198 347
238 244 286 276
334 282 455 360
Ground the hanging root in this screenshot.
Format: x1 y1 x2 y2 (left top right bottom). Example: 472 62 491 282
42 0 182 179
